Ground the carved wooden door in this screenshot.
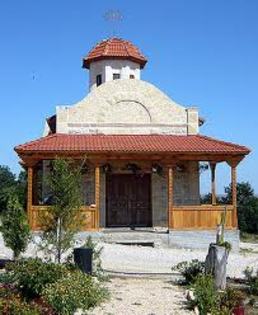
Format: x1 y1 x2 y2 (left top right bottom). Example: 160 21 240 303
106 174 151 227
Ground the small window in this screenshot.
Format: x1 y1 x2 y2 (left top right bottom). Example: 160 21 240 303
96 74 102 86
113 73 120 80
130 74 135 79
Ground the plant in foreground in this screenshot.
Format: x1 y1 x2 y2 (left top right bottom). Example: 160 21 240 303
191 274 218 315
83 236 107 281
244 266 258 295
172 259 205 285
5 258 70 299
43 270 108 315
0 194 30 260
39 158 83 263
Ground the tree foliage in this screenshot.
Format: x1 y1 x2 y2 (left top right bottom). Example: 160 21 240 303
0 166 27 213
201 182 258 234
40 158 83 263
0 194 30 259
222 182 258 234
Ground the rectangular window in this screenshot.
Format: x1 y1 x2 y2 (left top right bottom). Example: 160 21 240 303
96 74 102 86
113 73 120 80
130 74 135 79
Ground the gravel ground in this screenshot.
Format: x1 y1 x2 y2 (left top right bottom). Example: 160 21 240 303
88 277 193 315
1 233 257 279
100 243 258 279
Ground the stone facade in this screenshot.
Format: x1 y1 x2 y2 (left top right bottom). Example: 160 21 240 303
55 79 199 135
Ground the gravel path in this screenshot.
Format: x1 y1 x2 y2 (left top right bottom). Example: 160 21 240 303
100 243 258 279
1 234 257 279
88 277 193 315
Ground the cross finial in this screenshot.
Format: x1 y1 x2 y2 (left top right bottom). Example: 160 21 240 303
103 9 124 37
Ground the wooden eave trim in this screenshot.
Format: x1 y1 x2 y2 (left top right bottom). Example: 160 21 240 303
17 151 247 167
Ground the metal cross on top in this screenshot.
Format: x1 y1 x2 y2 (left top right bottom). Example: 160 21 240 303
103 9 124 37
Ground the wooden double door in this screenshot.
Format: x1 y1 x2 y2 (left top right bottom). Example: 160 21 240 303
106 174 152 227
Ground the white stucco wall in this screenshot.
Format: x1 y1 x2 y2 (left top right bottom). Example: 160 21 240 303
89 60 140 91
56 79 199 135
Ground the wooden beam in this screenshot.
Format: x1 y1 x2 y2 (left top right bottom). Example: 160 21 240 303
18 152 246 165
27 166 33 229
95 165 100 230
210 162 217 205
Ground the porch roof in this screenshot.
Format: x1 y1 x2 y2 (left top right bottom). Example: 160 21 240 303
15 134 250 156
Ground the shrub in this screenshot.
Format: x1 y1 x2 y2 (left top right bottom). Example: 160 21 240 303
218 287 245 312
0 194 30 259
6 258 70 298
83 236 107 281
244 267 258 295
0 272 15 285
43 270 108 315
172 259 205 284
0 285 41 315
191 274 217 315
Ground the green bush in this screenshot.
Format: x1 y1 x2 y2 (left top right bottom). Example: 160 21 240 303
83 236 107 281
191 275 246 315
43 270 108 315
0 194 30 259
244 267 258 295
6 258 70 298
218 287 245 312
0 286 41 315
191 274 217 315
3 300 40 315
172 259 205 284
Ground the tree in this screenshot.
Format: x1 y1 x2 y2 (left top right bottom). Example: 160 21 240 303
0 166 27 213
16 170 27 208
40 158 83 263
0 193 30 260
222 182 258 234
0 165 16 213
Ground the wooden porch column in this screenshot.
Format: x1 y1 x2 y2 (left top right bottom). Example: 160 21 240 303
231 164 238 228
167 166 174 230
27 165 34 229
226 159 240 228
95 165 100 230
210 162 217 205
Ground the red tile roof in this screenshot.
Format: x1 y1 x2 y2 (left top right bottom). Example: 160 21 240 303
15 134 250 156
83 38 147 69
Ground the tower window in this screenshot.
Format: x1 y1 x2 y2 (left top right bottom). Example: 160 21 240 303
130 74 135 79
113 73 120 80
96 74 102 86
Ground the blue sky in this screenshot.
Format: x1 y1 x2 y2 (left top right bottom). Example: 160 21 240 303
0 0 257 194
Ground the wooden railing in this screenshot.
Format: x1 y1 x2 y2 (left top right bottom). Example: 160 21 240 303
169 205 235 229
30 205 98 231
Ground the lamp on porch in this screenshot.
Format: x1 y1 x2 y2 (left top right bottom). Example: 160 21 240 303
151 163 163 176
102 163 112 174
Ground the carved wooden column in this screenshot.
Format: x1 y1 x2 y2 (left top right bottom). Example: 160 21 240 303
167 165 174 230
227 159 240 228
231 164 238 228
95 165 100 230
27 165 34 229
210 162 217 205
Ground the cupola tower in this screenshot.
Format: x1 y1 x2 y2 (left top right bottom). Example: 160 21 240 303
83 38 147 90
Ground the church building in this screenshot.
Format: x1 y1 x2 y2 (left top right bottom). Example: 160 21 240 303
15 38 250 248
